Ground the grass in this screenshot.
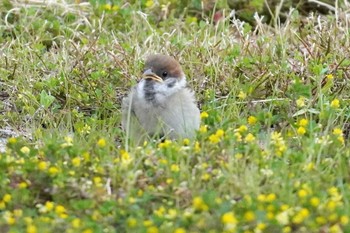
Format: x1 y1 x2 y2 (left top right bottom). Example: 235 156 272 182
1 1 350 233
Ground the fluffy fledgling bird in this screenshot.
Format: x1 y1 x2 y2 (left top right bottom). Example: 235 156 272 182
122 54 200 144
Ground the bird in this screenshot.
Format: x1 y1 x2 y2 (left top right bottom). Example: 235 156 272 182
122 54 200 145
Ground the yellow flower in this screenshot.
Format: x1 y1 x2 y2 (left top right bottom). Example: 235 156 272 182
48 166 59 175
55 205 66 215
37 161 48 171
256 223 266 230
266 193 276 202
97 138 106 148
3 194 11 203
183 138 190 146
338 135 344 144
281 205 289 211
62 136 73 147
18 182 28 189
326 74 334 80
333 128 343 136
310 197 320 207
83 152 91 162
194 141 201 153
145 0 154 8
71 218 81 228
170 164 180 172
4 212 15 225
297 126 306 135
237 125 248 133
221 211 237 224
296 96 305 107
299 208 310 218
147 226 159 233
20 146 30 154
0 201 6 209
192 197 209 211
235 153 243 159
329 224 342 233
234 132 242 142
257 194 266 202
316 216 327 224
154 206 165 217
330 99 340 108
127 217 137 228
244 211 256 222
93 177 102 186
221 211 237 231
27 224 37 233
248 116 257 125
158 140 172 149
298 189 308 198
238 91 247 99
209 134 220 144
13 209 23 217
120 150 132 165
292 208 309 224
340 215 349 225
304 162 315 171
199 125 208 133
200 111 209 119
143 220 153 227
8 137 17 144
298 118 308 126
245 133 255 142
201 173 211 181
186 16 198 24
174 228 186 233
166 178 173 184
328 186 339 196
276 211 289 225
128 197 136 204
166 208 177 219
216 129 225 137
208 129 225 144
282 226 292 233
71 157 81 167
103 4 112 10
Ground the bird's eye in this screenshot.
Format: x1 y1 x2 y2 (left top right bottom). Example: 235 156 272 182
162 71 168 78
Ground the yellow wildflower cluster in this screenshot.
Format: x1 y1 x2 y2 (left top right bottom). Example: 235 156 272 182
208 129 225 144
332 128 344 145
192 196 209 212
102 4 119 11
119 150 133 166
270 131 287 156
97 138 106 148
200 111 209 119
238 91 247 99
296 96 306 108
221 211 237 232
296 118 308 136
292 208 310 224
20 146 30 154
330 99 340 109
158 140 172 149
234 125 255 143
248 116 258 125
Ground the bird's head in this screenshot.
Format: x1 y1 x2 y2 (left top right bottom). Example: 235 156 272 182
138 54 187 104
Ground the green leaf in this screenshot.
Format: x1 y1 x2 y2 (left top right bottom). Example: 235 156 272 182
40 90 55 109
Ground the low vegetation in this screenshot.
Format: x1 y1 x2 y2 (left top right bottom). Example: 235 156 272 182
1 1 350 232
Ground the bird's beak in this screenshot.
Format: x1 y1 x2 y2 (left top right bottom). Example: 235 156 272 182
142 69 163 83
